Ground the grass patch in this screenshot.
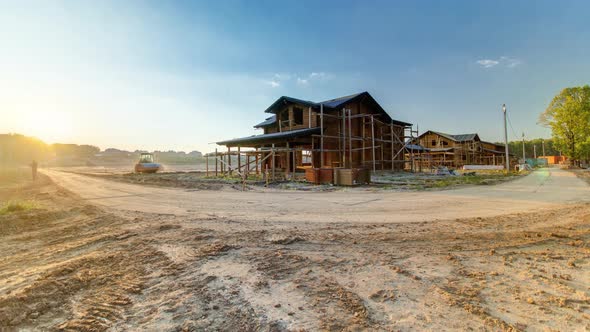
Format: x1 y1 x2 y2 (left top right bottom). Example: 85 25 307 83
429 173 519 189
0 168 32 187
372 171 520 191
0 200 38 215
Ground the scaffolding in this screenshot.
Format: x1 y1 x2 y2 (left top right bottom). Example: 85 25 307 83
211 106 423 183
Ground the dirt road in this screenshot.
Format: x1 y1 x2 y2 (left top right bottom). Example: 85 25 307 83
46 167 590 222
1 168 589 331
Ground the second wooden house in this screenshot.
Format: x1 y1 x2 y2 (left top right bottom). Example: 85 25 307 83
410 130 510 169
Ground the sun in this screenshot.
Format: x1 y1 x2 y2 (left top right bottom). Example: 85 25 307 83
22 110 74 143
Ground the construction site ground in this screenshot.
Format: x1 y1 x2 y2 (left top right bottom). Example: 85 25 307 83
1 167 589 331
57 168 523 193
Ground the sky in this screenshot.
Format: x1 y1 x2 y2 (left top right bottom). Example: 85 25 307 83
1 0 589 153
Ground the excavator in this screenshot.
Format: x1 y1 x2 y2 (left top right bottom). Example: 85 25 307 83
134 152 161 173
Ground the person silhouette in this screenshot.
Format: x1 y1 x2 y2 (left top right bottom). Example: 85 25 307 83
31 160 38 181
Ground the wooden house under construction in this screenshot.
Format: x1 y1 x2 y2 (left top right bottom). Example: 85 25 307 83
215 91 413 182
409 130 510 169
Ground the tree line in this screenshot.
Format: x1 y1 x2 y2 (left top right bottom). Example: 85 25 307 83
501 138 560 160
539 85 590 162
0 133 202 166
0 134 101 165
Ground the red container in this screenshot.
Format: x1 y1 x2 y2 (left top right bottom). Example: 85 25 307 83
305 168 320 184
319 168 334 184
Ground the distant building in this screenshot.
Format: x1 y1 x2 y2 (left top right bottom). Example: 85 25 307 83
538 155 567 165
410 130 513 169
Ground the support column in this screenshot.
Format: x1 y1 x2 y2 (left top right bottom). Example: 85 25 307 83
292 146 296 179
255 148 259 175
286 142 290 180
390 123 394 171
320 104 324 168
362 117 366 166
215 148 218 176
371 115 376 172
246 154 250 177
271 144 276 181
348 109 352 168
381 127 385 171
311 137 315 168
237 146 241 172
227 147 232 175
342 108 346 167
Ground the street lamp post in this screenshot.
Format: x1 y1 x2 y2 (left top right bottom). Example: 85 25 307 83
503 104 510 171
522 132 526 161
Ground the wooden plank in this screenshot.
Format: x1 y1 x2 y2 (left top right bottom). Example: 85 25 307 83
371 115 376 172
348 109 352 167
237 146 241 172
320 104 324 167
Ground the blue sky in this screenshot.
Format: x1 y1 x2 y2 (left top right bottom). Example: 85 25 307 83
1 0 589 153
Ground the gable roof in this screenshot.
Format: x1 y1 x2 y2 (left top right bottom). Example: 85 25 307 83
318 92 365 108
452 133 479 142
263 96 316 114
253 115 276 128
261 91 411 127
423 130 480 142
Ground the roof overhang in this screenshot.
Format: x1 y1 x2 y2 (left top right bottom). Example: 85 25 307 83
217 127 321 147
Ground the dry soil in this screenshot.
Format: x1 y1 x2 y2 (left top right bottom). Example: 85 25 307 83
0 168 589 331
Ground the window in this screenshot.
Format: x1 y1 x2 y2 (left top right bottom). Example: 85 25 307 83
442 141 448 146
431 140 437 147
293 107 303 125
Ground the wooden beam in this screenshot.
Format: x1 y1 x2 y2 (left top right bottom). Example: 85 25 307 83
237 146 241 172
255 147 259 175
362 117 365 166
215 148 218 176
381 127 385 171
320 104 324 167
390 123 394 171
311 137 315 168
286 142 290 179
227 146 232 175
292 145 296 179
348 109 352 168
371 115 376 172
272 144 276 181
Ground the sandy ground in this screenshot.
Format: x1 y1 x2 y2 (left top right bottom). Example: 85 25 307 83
0 167 589 331
45 167 590 222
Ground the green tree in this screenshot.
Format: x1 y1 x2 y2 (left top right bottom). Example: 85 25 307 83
539 86 590 161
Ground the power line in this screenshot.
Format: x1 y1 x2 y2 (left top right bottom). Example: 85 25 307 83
506 112 520 140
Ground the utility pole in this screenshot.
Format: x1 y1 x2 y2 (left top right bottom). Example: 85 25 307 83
542 139 546 156
533 145 537 159
503 104 510 171
522 132 526 161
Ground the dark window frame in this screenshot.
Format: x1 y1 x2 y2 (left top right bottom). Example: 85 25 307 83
293 107 304 125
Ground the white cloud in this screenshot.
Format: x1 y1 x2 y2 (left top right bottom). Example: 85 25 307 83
296 77 308 85
476 59 500 68
264 71 330 88
477 56 522 69
309 72 326 79
273 73 291 80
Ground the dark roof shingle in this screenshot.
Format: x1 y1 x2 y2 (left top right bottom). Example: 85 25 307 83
217 127 321 146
